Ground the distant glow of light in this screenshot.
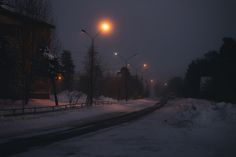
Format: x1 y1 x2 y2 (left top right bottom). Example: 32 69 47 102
143 63 148 68
150 79 154 83
56 74 63 80
99 20 112 33
114 52 118 56
102 23 110 31
58 76 62 80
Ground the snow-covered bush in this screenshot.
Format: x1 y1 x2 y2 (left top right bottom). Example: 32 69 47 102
53 90 86 104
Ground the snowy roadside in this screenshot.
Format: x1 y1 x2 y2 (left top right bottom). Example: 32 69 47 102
13 98 236 157
0 91 87 109
0 99 157 143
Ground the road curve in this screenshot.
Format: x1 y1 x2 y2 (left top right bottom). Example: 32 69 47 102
0 102 165 157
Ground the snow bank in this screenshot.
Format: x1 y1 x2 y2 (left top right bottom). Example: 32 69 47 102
0 90 111 109
52 91 119 104
51 90 87 103
0 99 156 142
13 98 236 157
98 95 116 102
165 98 236 128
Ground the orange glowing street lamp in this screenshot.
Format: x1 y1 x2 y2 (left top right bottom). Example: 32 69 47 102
56 73 63 81
150 79 154 83
99 20 112 34
57 75 62 80
143 63 148 69
81 19 113 106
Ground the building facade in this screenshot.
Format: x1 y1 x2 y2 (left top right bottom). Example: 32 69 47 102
0 4 55 100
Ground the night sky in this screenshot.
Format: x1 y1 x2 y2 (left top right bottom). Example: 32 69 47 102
51 0 236 81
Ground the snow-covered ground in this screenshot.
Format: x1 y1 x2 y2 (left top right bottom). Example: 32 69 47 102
12 98 236 157
0 91 122 109
0 91 87 109
0 99 156 144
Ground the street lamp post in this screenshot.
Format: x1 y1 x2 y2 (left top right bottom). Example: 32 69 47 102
81 20 112 106
114 52 138 102
125 63 149 98
141 63 148 80
127 63 148 79
81 30 98 106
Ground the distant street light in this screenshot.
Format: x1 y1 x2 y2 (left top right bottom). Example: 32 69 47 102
143 63 148 69
150 79 154 83
56 73 63 81
140 63 149 80
81 19 112 106
164 82 168 87
114 52 139 102
57 75 62 80
125 63 148 78
149 79 156 98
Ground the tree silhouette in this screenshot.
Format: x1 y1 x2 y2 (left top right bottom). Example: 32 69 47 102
167 77 184 97
185 37 236 103
61 50 75 91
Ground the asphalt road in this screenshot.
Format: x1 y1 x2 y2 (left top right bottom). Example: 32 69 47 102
0 102 164 157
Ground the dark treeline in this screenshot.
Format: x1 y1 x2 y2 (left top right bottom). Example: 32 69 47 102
59 50 75 91
156 37 236 103
58 45 146 100
185 37 236 103
74 66 145 100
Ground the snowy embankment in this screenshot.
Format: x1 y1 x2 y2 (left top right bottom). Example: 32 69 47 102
0 91 87 109
0 91 122 109
163 98 236 127
0 98 156 143
13 98 236 157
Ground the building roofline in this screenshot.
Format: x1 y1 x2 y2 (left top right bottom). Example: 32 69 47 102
0 5 55 29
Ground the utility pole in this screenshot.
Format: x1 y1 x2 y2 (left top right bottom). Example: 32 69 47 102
125 61 128 102
88 39 95 106
81 20 112 106
51 71 58 106
114 52 139 102
82 31 97 107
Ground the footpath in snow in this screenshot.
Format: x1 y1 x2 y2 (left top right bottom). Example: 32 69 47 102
12 98 236 157
0 98 157 144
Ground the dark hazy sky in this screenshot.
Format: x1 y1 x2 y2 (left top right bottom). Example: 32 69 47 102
51 0 236 81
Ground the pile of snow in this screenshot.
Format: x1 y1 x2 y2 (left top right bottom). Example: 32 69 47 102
52 90 87 104
53 91 118 104
164 98 236 128
0 99 156 142
98 95 117 102
0 99 65 109
0 91 86 109
12 98 236 157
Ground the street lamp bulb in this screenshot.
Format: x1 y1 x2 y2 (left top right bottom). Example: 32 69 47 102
58 76 62 80
143 63 148 68
114 52 118 56
102 23 110 31
99 20 112 33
